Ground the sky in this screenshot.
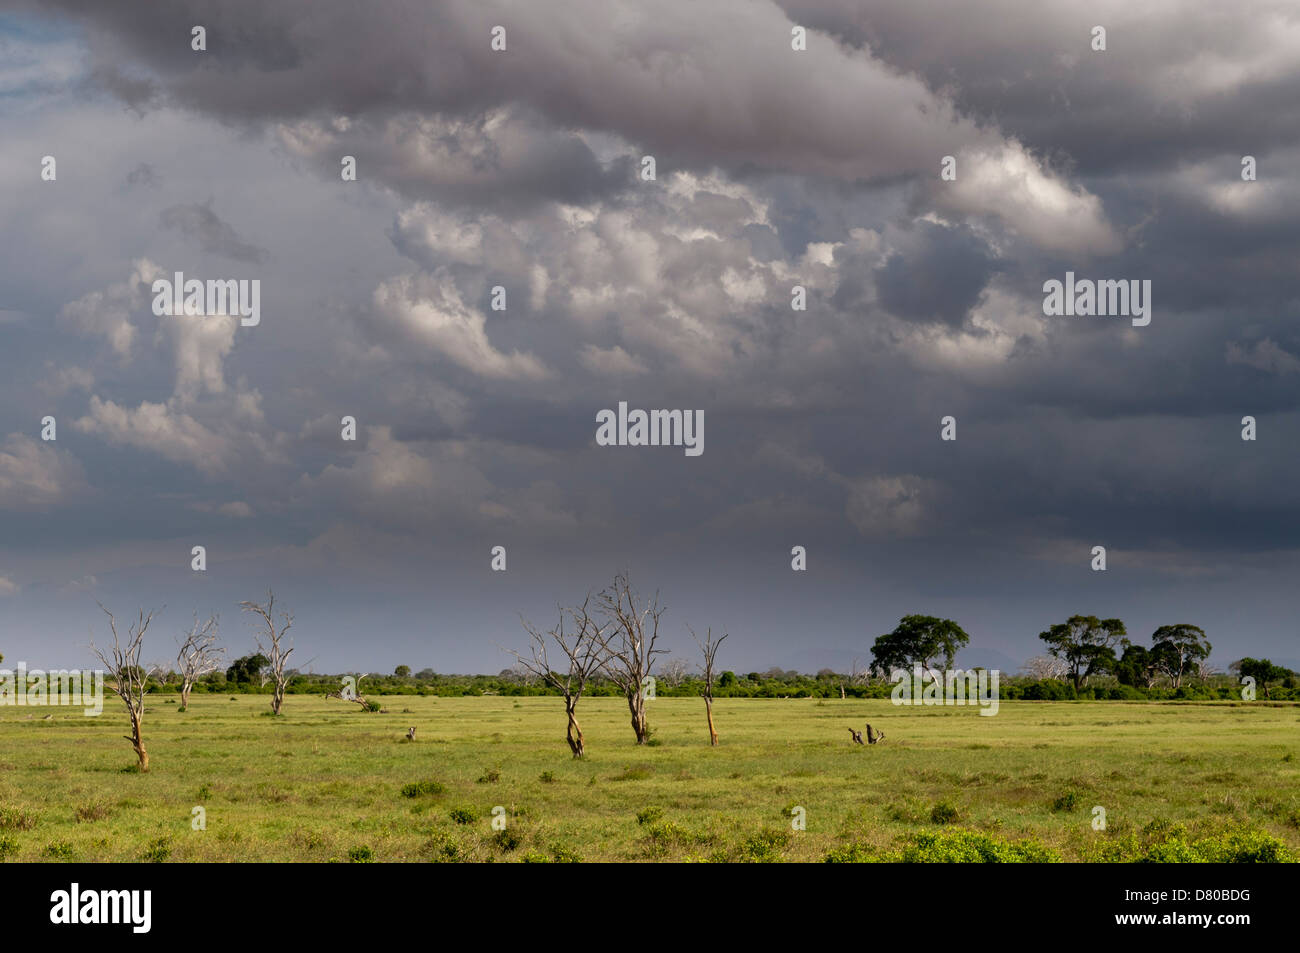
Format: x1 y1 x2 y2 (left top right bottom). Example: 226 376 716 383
1 0 1298 675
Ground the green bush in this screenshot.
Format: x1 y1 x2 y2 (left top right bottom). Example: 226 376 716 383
400 779 446 798
736 828 792 862
1051 790 1080 813
930 801 960 825
636 806 665 826
0 808 36 831
865 830 1060 863
43 841 75 860
449 806 477 825
141 837 171 863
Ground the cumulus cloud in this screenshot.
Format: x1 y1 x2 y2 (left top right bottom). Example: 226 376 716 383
372 273 551 381
0 434 90 509
56 258 160 357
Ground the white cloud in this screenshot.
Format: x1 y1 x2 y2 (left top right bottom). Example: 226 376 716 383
577 344 648 377
57 258 161 358
373 273 551 380
0 433 90 509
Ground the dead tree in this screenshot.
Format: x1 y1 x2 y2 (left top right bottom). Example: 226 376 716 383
659 657 691 689
849 658 870 686
91 605 158 771
240 590 294 715
848 727 864 745
175 613 223 710
689 626 728 746
405 726 416 741
325 673 371 709
507 597 607 757
594 573 666 745
865 723 885 744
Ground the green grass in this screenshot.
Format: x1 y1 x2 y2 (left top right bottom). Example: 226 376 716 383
0 695 1296 862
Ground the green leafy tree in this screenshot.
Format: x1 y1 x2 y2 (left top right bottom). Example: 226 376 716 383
226 653 269 685
1150 624 1211 690
1233 657 1291 699
870 615 970 676
1038 615 1128 689
1115 644 1160 688
394 665 411 678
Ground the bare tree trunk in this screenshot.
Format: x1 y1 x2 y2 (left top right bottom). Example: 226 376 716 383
691 625 728 748
509 598 607 758
241 591 294 716
627 689 649 744
175 614 222 713
128 710 148 770
93 604 157 772
594 573 665 746
565 696 585 757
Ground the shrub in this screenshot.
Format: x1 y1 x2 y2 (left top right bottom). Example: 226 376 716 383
476 768 501 784
420 831 463 862
538 771 556 784
43 841 75 860
75 803 111 823
0 837 16 862
347 845 374 863
824 842 876 863
549 841 582 863
141 837 172 863
494 829 522 852
0 808 37 831
636 806 665 826
642 821 710 858
1182 829 1292 863
862 830 1059 863
449 807 477 825
930 801 960 825
737 828 792 862
1051 790 1080 813
400 779 446 798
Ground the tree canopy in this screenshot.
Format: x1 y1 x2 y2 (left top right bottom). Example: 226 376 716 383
870 615 970 676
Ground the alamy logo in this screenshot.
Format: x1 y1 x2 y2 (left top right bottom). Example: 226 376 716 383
891 665 1001 716
50 883 151 933
152 271 260 326
1042 272 1150 327
0 663 103 716
595 401 703 456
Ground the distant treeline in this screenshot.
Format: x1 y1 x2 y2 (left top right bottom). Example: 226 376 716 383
146 658 1299 701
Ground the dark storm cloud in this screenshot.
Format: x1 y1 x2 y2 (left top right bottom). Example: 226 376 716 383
775 0 1300 174
3 1 1300 672
873 222 998 327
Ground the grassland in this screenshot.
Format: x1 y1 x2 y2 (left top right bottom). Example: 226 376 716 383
2 695 1297 862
